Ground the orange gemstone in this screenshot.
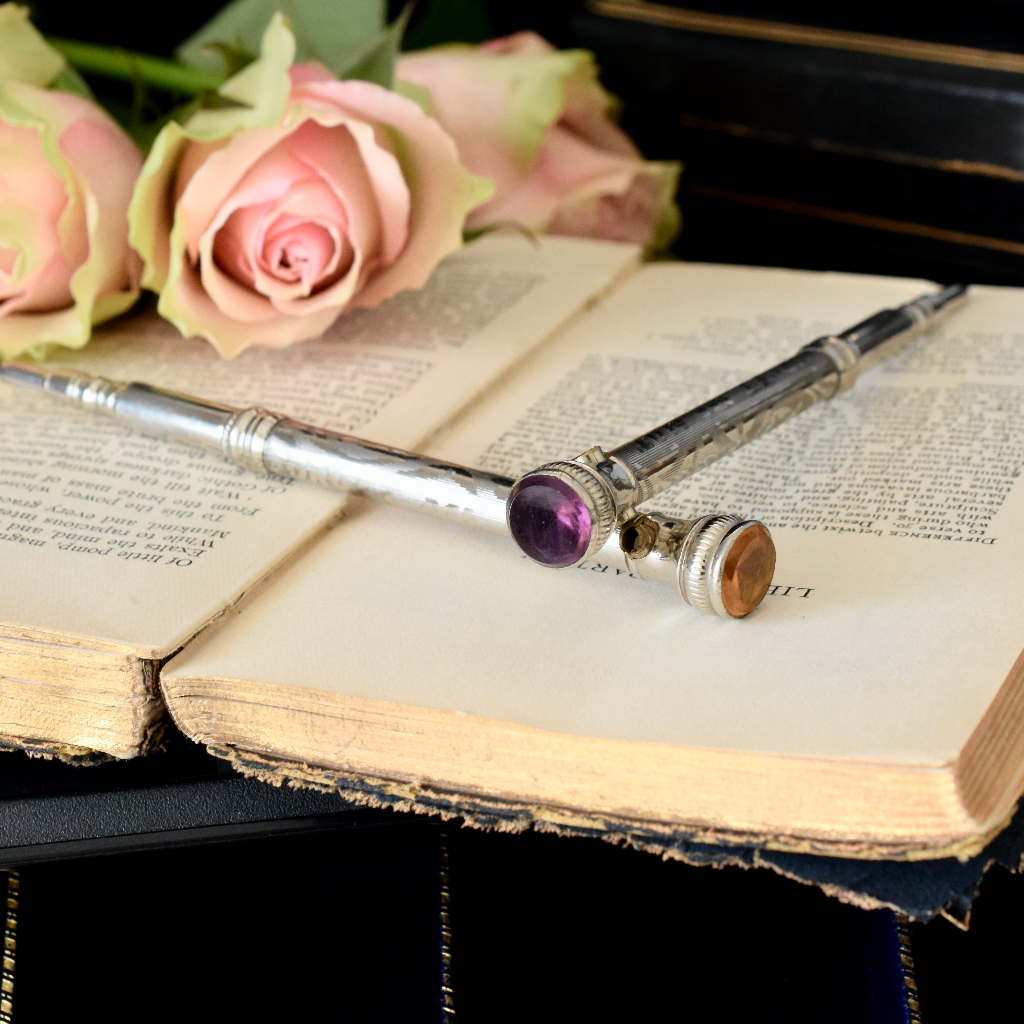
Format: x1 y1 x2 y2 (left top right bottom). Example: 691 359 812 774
721 524 776 618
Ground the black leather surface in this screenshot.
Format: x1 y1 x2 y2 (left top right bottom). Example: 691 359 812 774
0 731 393 865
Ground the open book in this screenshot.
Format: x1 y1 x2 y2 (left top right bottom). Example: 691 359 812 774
6 236 1024 861
0 235 636 759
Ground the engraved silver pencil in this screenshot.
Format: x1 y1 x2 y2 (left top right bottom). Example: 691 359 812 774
506 283 969 573
0 361 774 617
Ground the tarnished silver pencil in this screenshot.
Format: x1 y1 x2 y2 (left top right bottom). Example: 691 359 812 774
0 362 775 617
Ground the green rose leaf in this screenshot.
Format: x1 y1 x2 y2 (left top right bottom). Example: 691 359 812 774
48 64 94 99
177 0 386 75
336 3 412 88
197 41 258 79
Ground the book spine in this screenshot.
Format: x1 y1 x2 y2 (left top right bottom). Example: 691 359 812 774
864 908 922 1023
1 870 18 1024
439 830 456 1022
894 912 922 1024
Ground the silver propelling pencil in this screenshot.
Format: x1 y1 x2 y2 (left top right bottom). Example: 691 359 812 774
0 361 775 618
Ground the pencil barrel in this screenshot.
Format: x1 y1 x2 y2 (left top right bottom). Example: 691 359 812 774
262 421 513 535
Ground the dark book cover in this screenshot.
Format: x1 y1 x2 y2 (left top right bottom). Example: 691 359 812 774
552 1 1024 283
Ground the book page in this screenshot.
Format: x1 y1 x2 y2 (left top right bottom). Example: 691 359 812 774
164 264 1024 767
0 235 637 657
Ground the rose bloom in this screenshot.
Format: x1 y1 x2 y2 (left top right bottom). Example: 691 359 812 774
0 5 142 357
130 15 492 358
397 32 681 250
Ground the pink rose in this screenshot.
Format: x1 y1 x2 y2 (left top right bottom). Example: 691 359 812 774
0 50 142 356
397 32 680 250
130 16 492 358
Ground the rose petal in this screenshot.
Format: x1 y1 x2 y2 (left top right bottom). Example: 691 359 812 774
59 115 143 318
546 160 680 245
195 121 374 320
0 6 66 88
0 82 142 355
177 125 293 259
0 303 82 356
293 79 491 310
247 181 351 303
397 43 592 182
268 117 384 315
479 31 556 57
260 216 340 287
172 139 231 207
285 93 409 267
211 202 262 288
128 122 189 291
398 47 548 181
288 62 335 88
190 133 325 322
472 123 639 232
158 218 342 357
397 37 679 249
0 119 68 302
0 88 139 317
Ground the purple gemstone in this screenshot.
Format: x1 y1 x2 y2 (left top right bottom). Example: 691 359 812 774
508 476 592 568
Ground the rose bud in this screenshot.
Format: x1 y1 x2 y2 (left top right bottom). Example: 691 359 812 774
397 31 681 252
0 4 143 357
130 14 493 359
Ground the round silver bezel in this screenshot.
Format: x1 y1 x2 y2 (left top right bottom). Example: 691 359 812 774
677 513 742 615
507 461 617 567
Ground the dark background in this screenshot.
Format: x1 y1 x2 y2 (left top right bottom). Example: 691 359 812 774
12 815 1024 1022
25 0 1024 57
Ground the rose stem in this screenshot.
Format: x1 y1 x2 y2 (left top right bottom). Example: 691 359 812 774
45 38 225 95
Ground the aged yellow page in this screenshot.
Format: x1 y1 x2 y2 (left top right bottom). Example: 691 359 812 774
0 236 637 659
163 263 1024 853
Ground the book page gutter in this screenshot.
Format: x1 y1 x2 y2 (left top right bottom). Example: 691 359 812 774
0 235 637 657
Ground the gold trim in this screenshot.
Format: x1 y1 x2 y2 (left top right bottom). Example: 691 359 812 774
588 0 1024 75
679 181 1024 257
439 830 455 1021
676 112 1024 185
0 871 18 1024
894 912 922 1023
